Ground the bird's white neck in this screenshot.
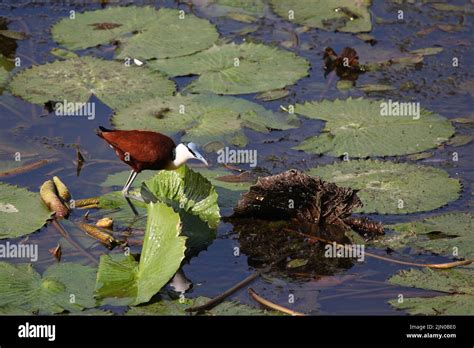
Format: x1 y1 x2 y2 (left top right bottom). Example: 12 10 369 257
166 143 193 170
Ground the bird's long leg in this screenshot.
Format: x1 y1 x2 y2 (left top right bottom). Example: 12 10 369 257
122 170 141 216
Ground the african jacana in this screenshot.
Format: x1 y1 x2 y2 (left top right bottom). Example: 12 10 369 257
97 126 208 215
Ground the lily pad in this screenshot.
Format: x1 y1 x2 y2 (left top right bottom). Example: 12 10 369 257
380 213 474 258
308 160 461 214
0 262 97 314
192 0 266 16
0 183 52 239
388 268 474 315
149 42 309 94
127 295 280 315
50 47 78 60
111 93 297 147
9 56 175 111
0 66 7 87
270 0 372 33
52 7 218 60
144 166 220 229
293 98 454 157
95 202 186 306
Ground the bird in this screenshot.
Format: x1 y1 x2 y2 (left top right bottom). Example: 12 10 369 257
97 126 208 215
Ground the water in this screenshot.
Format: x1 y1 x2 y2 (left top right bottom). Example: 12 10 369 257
0 0 473 315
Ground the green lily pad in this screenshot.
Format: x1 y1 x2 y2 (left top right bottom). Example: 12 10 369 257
193 0 266 16
9 56 175 111
149 43 309 94
127 295 281 315
0 262 96 314
0 66 7 88
0 53 12 88
388 268 474 315
52 7 218 60
98 190 147 229
95 202 186 306
111 93 297 147
270 0 372 33
336 79 354 90
293 98 454 157
50 47 78 60
144 166 220 229
379 213 474 258
0 183 52 239
101 170 154 188
308 160 461 214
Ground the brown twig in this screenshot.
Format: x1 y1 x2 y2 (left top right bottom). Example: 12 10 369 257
248 288 305 316
0 159 56 177
51 219 99 265
186 255 288 313
287 229 472 269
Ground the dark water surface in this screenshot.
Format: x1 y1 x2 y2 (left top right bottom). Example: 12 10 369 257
0 0 473 315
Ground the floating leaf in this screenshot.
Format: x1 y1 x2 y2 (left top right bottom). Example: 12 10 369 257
308 160 461 214
270 0 372 33
95 202 186 306
144 166 220 229
226 12 258 23
149 43 309 94
0 30 27 40
452 116 474 124
50 47 78 60
9 56 175 111
52 7 218 60
112 93 297 147
0 262 96 314
388 268 474 315
293 98 454 157
431 3 467 12
98 191 147 229
0 66 7 87
127 295 280 315
192 0 266 16
406 152 433 161
446 134 472 147
409 47 443 56
380 213 474 258
336 79 354 90
0 183 52 239
255 89 290 101
358 84 395 93
101 170 154 188
287 258 309 269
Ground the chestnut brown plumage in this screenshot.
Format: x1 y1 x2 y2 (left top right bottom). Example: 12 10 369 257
97 126 208 215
